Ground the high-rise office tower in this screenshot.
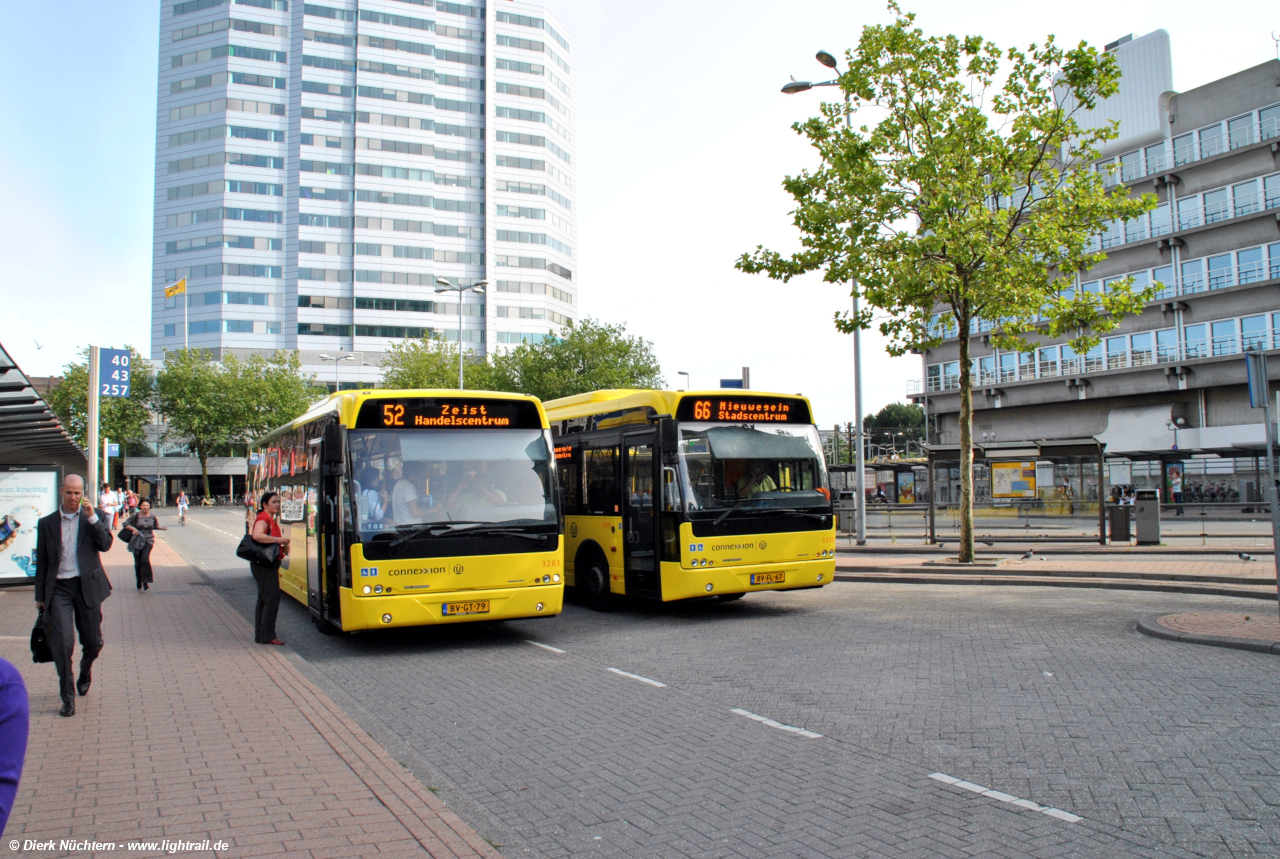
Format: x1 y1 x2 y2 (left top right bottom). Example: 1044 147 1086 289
152 0 577 388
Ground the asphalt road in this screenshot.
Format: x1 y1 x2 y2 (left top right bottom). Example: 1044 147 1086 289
159 508 1280 858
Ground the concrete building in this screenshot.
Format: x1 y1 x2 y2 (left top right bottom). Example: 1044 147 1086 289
151 0 577 389
911 31 1280 504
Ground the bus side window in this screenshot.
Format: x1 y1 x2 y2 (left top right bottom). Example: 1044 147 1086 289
584 447 618 515
561 458 583 515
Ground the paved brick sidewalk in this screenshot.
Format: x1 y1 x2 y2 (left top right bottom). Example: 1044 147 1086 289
0 538 500 858
1155 611 1280 642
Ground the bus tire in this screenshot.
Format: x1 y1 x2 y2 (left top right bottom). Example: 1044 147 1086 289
313 615 340 635
717 592 746 602
580 559 614 612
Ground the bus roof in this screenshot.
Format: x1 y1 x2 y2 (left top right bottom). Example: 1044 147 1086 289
254 388 549 445
542 389 815 422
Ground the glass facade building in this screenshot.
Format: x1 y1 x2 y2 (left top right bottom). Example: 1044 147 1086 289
151 0 577 387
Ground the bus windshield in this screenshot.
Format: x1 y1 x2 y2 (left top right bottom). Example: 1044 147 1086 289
346 428 557 539
677 423 830 514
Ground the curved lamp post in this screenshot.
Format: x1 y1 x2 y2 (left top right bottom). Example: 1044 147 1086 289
434 277 488 389
782 50 867 545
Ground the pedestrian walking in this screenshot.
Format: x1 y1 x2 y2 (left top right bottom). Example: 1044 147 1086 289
248 491 290 646
99 484 118 530
33 474 113 717
121 499 167 591
0 657 28 837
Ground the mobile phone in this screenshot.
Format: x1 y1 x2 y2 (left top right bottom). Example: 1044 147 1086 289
0 515 19 542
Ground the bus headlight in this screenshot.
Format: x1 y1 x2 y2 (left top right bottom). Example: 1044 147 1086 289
705 583 713 592
535 602 545 612
542 574 551 583
381 613 392 624
552 574 561 583
817 573 824 582
362 585 372 595
374 584 383 594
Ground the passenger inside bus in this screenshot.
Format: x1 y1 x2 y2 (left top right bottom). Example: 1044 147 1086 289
387 457 433 524
446 463 508 513
355 466 385 528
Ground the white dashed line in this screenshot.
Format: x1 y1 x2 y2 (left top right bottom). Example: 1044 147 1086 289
193 520 238 538
606 667 667 688
526 640 566 654
927 773 1083 822
730 708 823 738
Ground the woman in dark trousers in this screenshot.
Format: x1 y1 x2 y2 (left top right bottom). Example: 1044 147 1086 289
249 491 291 645
122 499 167 591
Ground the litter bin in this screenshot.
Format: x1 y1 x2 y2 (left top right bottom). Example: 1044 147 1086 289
1108 505 1131 543
835 490 857 533
1134 488 1161 545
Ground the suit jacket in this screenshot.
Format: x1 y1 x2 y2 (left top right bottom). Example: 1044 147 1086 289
34 506 114 608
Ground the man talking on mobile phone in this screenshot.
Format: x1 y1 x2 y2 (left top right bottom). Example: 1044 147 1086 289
34 474 114 717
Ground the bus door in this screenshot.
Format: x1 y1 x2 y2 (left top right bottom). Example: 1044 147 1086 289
623 433 660 598
316 422 345 625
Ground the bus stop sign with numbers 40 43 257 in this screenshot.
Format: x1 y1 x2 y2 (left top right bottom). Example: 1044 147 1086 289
98 348 131 398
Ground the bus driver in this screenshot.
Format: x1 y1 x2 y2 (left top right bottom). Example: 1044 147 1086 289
736 461 778 499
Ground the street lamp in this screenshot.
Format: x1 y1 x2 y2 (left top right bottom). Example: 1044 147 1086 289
434 277 488 389
318 352 355 392
783 50 867 545
677 371 690 390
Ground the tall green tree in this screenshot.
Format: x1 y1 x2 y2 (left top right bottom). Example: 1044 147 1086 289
46 346 157 486
865 402 924 429
738 5 1157 561
379 335 504 391
155 349 322 497
490 318 664 402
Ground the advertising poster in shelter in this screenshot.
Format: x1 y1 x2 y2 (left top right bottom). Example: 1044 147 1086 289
992 461 1037 498
896 471 916 504
0 467 60 584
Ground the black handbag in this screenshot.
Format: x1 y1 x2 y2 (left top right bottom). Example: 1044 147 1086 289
236 534 280 568
31 611 53 663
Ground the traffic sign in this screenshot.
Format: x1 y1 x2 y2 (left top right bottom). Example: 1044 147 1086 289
98 348 132 398
107 444 120 458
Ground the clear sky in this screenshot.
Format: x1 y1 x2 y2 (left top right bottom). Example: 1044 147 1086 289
2 0 1276 425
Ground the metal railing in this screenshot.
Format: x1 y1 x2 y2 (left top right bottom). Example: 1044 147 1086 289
1098 114 1280 186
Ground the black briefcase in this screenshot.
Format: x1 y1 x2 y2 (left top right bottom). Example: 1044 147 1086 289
31 610 53 663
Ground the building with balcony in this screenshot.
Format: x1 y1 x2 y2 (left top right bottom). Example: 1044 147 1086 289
150 0 578 389
910 32 1280 504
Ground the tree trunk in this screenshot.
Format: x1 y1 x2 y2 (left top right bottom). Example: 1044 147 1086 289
957 312 975 563
200 450 210 501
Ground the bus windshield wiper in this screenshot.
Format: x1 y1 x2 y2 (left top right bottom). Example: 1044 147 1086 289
454 526 553 543
713 500 756 528
775 510 830 521
389 521 481 548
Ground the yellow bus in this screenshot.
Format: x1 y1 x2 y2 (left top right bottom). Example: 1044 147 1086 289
251 390 563 633
543 390 836 609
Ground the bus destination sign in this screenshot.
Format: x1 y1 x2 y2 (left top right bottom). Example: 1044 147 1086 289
676 395 812 424
355 398 543 429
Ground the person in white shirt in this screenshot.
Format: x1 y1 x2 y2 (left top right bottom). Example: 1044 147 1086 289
388 458 432 525
99 485 118 530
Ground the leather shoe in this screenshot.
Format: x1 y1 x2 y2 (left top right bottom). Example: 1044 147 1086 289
77 673 91 697
59 701 75 717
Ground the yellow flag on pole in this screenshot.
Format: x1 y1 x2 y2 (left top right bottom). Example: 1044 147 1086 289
163 277 187 298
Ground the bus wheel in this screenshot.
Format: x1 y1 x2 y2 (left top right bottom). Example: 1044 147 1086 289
313 615 339 635
581 561 614 612
717 592 746 602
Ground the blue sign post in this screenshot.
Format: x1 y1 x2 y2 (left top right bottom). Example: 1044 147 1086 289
106 444 120 458
98 348 131 399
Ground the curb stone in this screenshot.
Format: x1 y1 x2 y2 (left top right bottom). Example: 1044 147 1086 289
1136 612 1280 655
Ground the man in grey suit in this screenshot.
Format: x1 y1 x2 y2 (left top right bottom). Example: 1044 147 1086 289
34 474 114 717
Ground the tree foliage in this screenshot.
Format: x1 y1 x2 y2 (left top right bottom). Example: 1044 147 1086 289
379 319 665 403
865 402 924 429
155 349 323 496
737 4 1157 560
46 346 157 486
379 336 504 391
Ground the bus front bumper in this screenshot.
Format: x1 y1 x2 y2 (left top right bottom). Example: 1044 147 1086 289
661 558 834 602
338 583 564 631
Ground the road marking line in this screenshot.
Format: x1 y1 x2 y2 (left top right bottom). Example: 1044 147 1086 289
525 640 566 654
927 773 1082 822
730 708 823 738
606 667 666 687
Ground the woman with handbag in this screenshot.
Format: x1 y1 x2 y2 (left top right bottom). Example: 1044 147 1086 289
248 491 290 646
121 499 167 591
